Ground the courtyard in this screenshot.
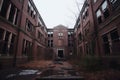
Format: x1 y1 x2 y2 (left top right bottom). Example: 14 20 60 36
0 59 120 80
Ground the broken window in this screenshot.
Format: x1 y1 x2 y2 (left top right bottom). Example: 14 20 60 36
27 0 36 19
26 19 33 32
110 29 120 55
14 10 19 25
0 28 4 54
0 0 10 18
8 4 16 23
102 1 110 19
27 2 30 14
0 31 15 56
110 0 120 10
96 9 102 24
110 29 119 42
31 10 33 17
2 31 10 55
9 34 16 55
0 28 4 40
0 0 19 25
79 33 82 41
82 7 89 21
102 34 110 55
22 39 32 56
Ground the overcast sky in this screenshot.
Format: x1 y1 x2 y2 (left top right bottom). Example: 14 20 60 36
33 0 84 28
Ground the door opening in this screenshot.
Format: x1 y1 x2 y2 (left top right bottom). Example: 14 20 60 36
58 50 64 58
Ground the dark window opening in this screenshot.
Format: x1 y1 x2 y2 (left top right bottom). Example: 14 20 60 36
8 4 16 23
22 39 26 56
85 43 89 55
110 29 119 42
83 15 85 20
48 40 50 47
51 34 53 37
104 43 110 55
48 40 53 47
98 16 102 24
51 40 53 47
103 35 109 42
2 31 10 55
33 14 35 19
68 34 71 37
102 35 110 55
31 10 33 17
110 0 120 10
27 5 30 13
48 32 53 37
103 9 110 19
0 28 4 54
15 10 19 25
85 10 88 17
68 40 73 47
26 19 33 32
0 28 4 40
22 39 32 56
48 34 50 37
0 0 10 18
79 33 82 41
9 34 16 55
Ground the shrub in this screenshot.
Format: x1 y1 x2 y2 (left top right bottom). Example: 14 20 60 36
72 56 103 72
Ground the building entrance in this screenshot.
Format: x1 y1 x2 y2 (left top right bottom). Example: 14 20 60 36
58 50 64 58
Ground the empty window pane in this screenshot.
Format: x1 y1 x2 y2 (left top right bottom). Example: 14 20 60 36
96 9 101 17
102 1 107 11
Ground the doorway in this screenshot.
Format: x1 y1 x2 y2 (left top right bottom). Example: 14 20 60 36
58 50 64 58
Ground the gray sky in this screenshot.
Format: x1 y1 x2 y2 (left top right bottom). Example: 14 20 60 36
33 0 84 28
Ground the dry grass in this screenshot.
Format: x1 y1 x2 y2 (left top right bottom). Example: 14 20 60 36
84 69 120 80
17 60 53 69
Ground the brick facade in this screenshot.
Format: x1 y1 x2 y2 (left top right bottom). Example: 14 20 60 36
74 0 120 57
0 0 120 68
47 25 74 60
0 0 47 67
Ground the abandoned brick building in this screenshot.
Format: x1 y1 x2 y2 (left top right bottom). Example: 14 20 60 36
47 25 74 60
0 0 47 67
0 0 120 68
74 0 120 56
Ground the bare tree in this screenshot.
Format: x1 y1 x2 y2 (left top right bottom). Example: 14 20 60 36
66 0 84 28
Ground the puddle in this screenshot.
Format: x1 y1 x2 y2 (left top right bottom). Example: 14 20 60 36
6 74 16 78
19 70 38 75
